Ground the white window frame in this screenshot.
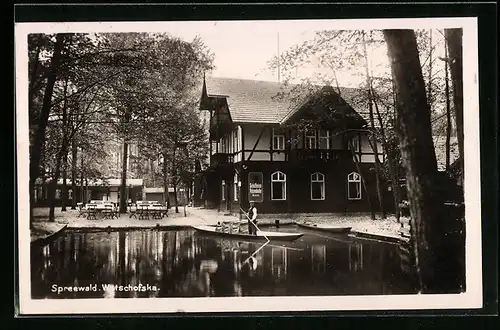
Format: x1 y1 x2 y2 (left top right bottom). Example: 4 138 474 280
305 130 317 149
318 129 330 150
221 180 226 201
271 171 287 201
272 128 285 151
347 172 362 200
310 172 325 200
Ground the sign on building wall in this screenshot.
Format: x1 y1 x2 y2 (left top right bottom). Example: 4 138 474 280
248 172 263 202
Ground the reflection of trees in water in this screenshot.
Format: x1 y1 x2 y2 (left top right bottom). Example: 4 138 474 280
157 236 274 297
32 229 419 298
31 231 116 298
341 241 418 295
158 230 203 296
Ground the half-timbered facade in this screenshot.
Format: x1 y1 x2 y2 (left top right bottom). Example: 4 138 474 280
197 76 393 215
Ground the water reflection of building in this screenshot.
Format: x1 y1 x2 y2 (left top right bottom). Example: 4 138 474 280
271 247 288 279
32 228 422 298
310 245 326 274
348 243 364 272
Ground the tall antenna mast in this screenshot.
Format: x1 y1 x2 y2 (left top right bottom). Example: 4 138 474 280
277 32 280 84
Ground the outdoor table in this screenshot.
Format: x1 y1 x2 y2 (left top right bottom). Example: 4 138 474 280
137 205 150 220
85 204 116 220
134 205 168 220
101 204 116 219
149 206 168 219
86 204 98 220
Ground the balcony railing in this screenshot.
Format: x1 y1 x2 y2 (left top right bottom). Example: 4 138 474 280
210 153 234 166
287 149 348 162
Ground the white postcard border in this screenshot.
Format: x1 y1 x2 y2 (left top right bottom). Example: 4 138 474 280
15 17 482 314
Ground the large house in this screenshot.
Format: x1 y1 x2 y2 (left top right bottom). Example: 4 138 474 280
196 76 393 215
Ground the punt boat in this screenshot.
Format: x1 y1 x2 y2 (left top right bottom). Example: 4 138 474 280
296 222 352 233
191 225 303 241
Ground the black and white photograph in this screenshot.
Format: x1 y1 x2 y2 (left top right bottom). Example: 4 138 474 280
15 15 483 314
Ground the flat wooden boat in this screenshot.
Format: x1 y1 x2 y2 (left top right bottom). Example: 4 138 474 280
297 222 352 233
191 225 303 241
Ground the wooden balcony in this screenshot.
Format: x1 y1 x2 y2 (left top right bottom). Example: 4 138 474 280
210 153 234 167
287 149 349 162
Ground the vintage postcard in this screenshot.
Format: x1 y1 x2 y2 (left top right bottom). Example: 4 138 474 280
15 17 482 314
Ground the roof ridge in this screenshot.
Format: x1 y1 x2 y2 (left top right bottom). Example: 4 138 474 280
207 75 363 91
207 75 284 85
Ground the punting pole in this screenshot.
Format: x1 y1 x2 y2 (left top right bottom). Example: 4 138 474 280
240 207 270 242
242 239 270 266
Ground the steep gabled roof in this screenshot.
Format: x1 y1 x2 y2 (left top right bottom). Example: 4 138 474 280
279 85 368 128
202 76 380 126
203 76 293 124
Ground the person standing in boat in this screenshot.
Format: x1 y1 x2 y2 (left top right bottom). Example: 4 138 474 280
247 202 258 235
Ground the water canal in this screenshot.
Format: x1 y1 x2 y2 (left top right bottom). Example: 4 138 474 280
31 227 418 298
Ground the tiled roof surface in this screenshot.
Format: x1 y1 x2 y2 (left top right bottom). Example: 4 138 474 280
204 76 374 125
205 76 293 123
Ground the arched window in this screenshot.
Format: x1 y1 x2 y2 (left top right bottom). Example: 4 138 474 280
347 172 362 200
311 172 325 200
271 171 286 200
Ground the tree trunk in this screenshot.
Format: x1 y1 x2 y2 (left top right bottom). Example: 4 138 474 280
71 139 77 209
173 181 179 213
61 148 68 211
373 95 401 221
444 41 452 171
28 43 42 115
151 158 156 187
80 151 85 203
362 31 386 219
162 151 169 207
445 29 464 184
427 29 433 112
348 140 375 220
85 178 88 203
48 146 66 222
384 29 453 293
61 78 69 212
172 148 179 213
119 140 129 213
29 33 65 227
29 184 35 230
30 34 65 190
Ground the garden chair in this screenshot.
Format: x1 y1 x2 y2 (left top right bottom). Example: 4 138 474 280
102 204 114 219
77 203 86 217
86 204 97 220
129 204 137 218
138 205 150 220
